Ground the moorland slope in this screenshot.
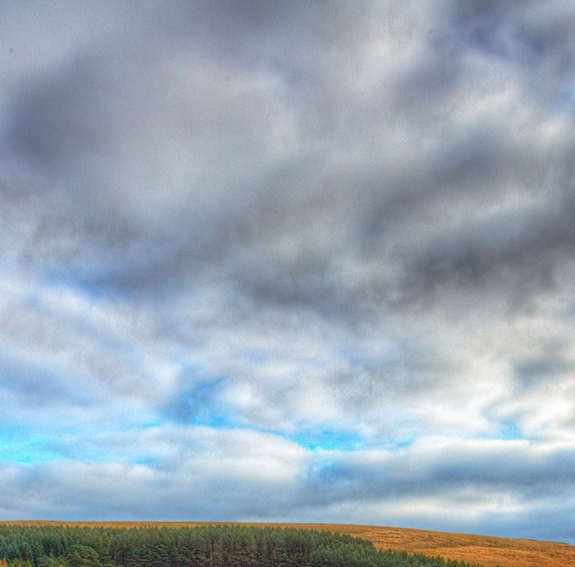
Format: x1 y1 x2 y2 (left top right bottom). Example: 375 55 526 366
4 521 574 567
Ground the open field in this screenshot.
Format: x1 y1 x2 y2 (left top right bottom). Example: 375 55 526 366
2 521 574 567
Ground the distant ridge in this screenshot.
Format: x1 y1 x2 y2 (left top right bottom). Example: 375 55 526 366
1 521 574 567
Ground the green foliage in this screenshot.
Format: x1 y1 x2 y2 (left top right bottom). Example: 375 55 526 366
67 546 100 567
8 560 33 567
0 525 483 567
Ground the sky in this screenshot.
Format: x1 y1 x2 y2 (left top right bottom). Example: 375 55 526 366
1 0 575 544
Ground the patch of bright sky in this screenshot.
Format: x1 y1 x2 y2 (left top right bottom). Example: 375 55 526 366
477 420 526 442
0 426 61 464
497 421 525 441
284 428 366 452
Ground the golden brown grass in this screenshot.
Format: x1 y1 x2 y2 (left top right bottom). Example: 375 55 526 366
2 521 574 567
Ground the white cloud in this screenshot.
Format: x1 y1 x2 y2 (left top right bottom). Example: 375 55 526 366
0 0 574 542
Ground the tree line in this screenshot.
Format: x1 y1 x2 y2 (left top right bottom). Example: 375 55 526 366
0 524 483 567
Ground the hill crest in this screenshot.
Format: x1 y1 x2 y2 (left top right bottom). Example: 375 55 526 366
1 521 573 567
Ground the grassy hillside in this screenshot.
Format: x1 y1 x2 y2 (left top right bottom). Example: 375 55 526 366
2 522 574 567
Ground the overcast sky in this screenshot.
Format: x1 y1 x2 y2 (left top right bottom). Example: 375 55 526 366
1 0 575 544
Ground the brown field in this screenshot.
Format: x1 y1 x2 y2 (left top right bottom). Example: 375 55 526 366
2 521 574 567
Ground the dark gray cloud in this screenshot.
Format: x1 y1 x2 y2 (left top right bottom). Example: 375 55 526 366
0 0 575 543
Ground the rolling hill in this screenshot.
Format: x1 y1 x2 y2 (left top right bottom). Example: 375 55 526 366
3 521 574 567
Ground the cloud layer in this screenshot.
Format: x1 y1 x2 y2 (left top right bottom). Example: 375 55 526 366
1 0 575 543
